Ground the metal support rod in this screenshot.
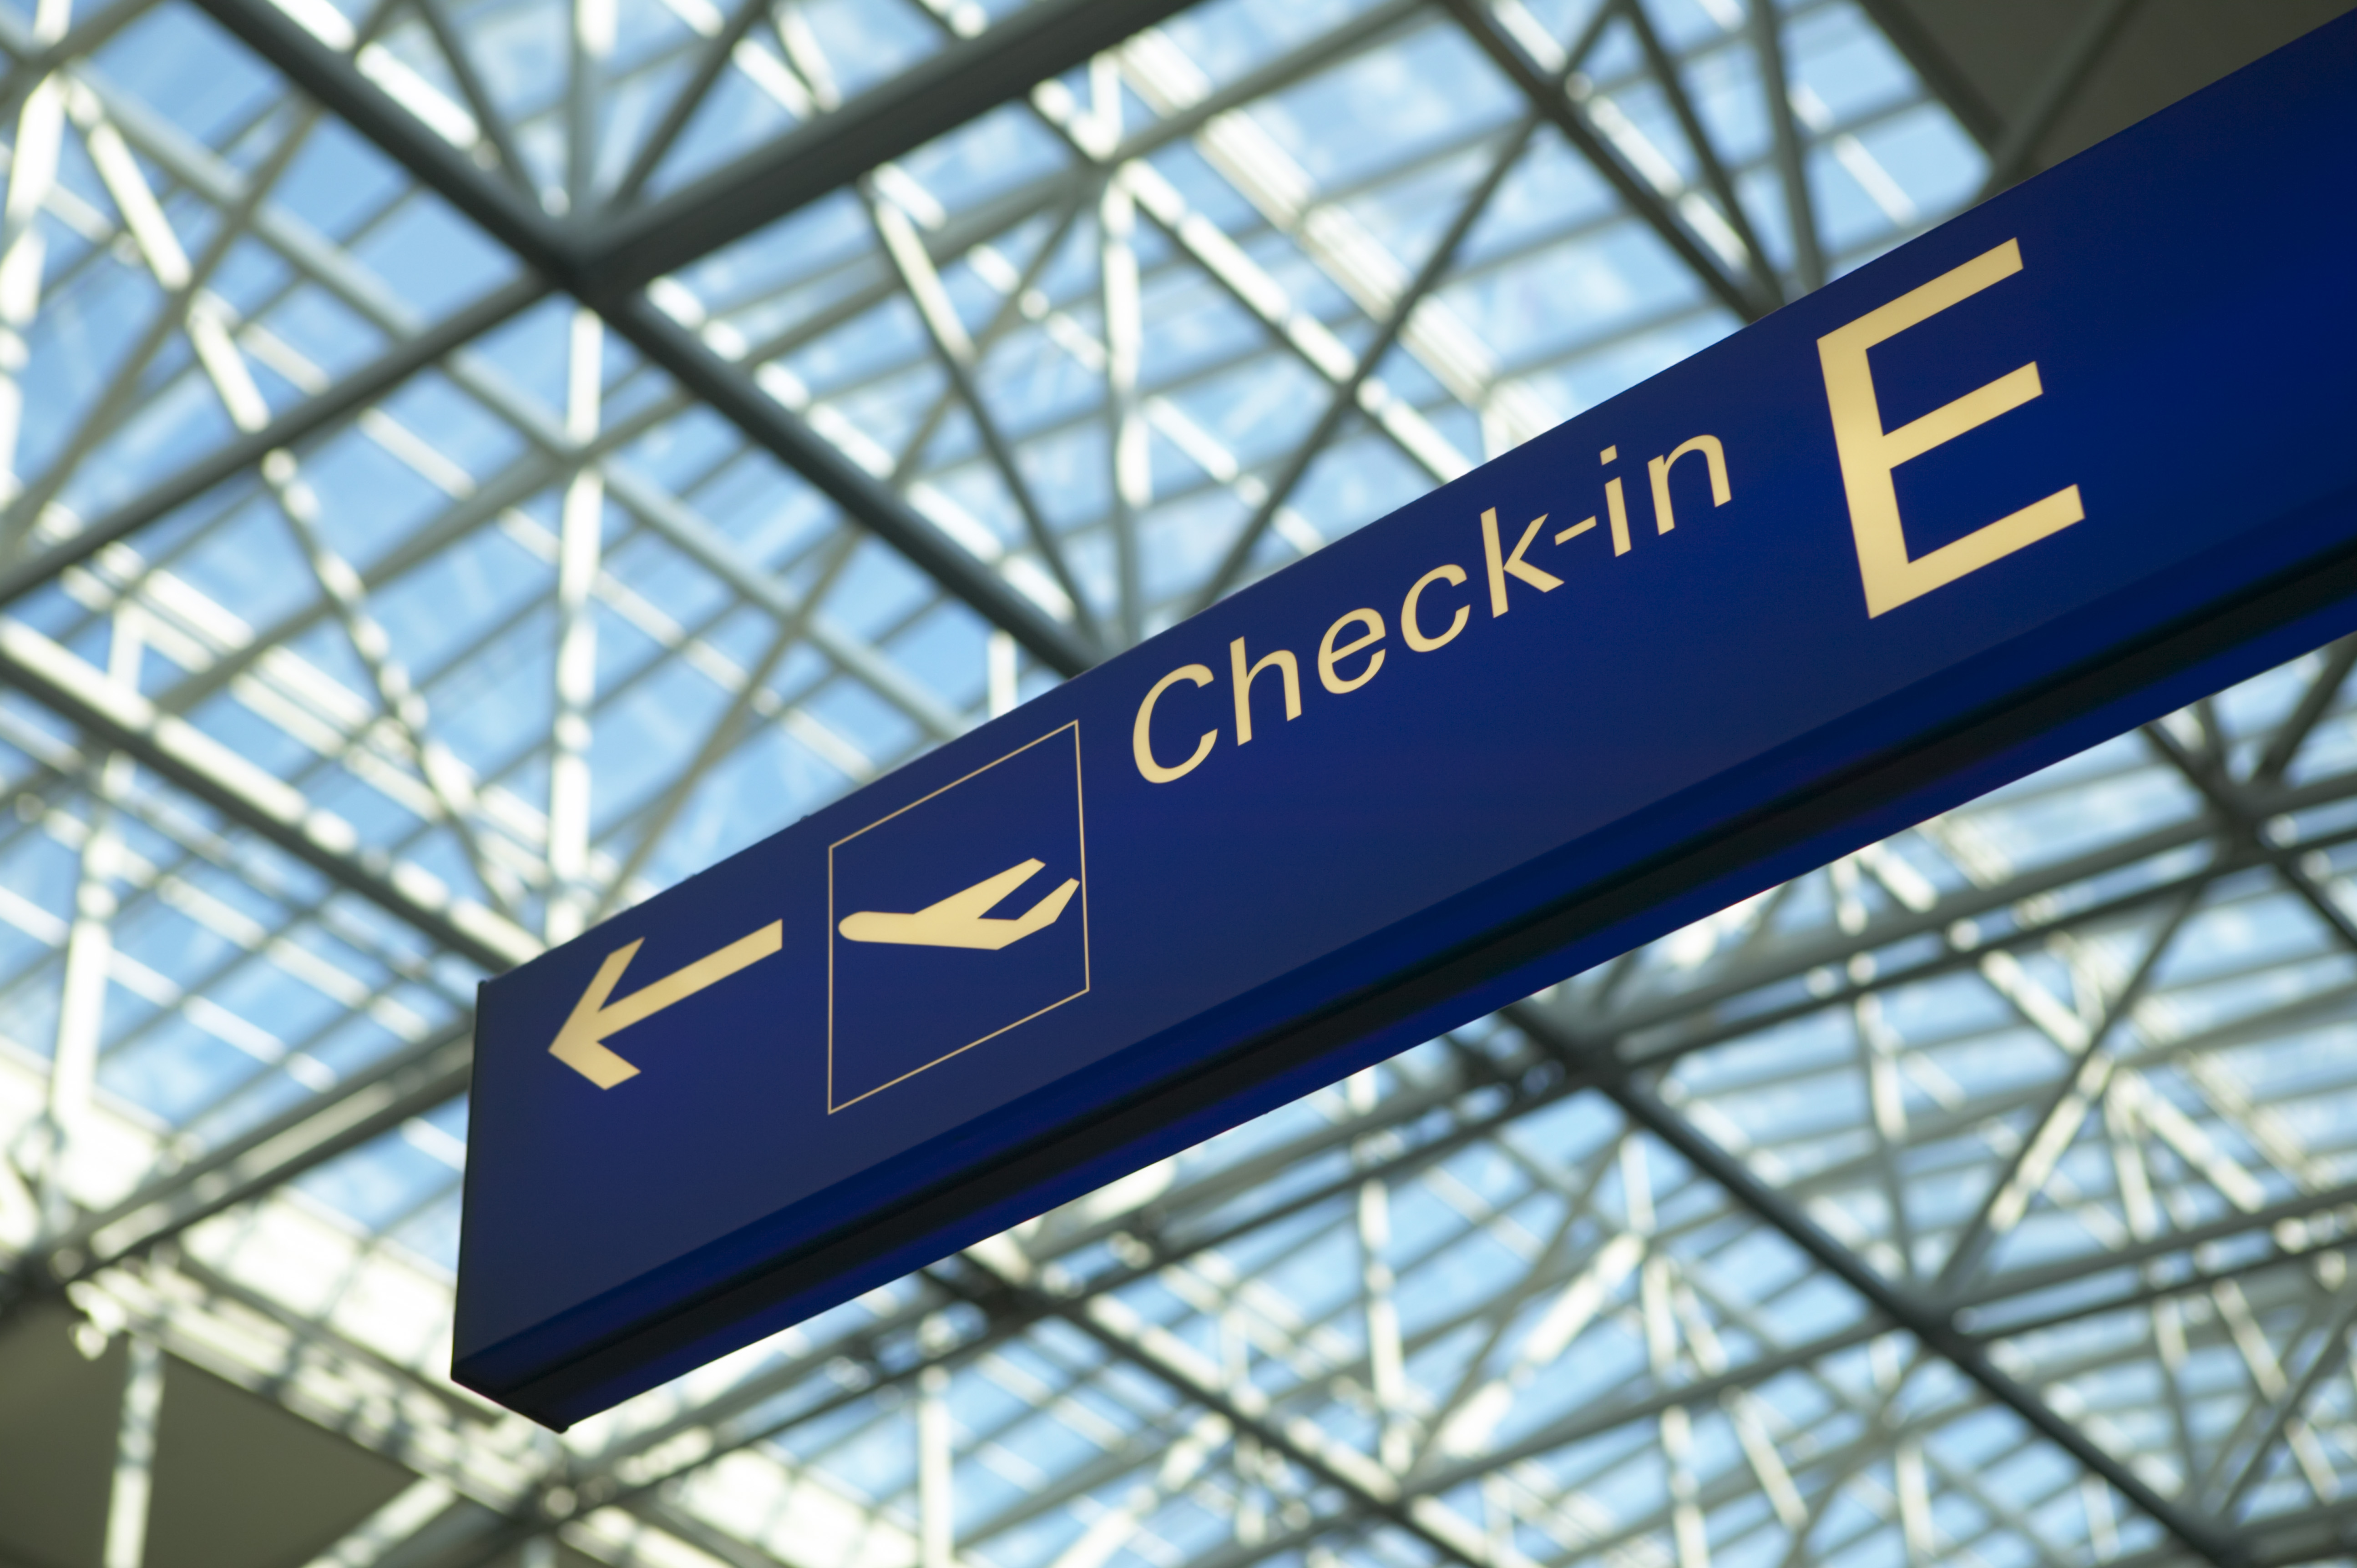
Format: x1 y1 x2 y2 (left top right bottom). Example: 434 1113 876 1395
1504 1006 2243 1566
590 534 863 921
1846 0 2003 147
0 275 545 609
1956 1213 2357 1340
2256 635 2357 783
866 187 1106 652
1099 176 1147 648
187 0 1109 677
295 1477 460 1568
1441 0 1767 323
1929 892 2199 1297
919 1360 955 1568
931 1241 1502 1567
1976 0 2146 197
1190 113 1541 611
412 0 532 191
546 306 607 944
602 292 1095 675
579 0 1209 294
102 1334 165 1568
1616 0 1780 307
2 88 318 548
11 1025 472 1297
2144 723 2357 956
2210 1269 2357 1513
0 629 533 971
1589 790 2357 1065
1750 0 1826 293
604 0 783 206
36 616 132 1240
191 0 570 277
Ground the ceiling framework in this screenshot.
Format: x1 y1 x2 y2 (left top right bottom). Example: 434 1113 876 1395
0 2 2352 1567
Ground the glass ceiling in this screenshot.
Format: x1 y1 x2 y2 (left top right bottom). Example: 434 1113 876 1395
0 0 2352 1565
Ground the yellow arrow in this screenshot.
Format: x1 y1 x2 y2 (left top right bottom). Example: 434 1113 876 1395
550 920 783 1088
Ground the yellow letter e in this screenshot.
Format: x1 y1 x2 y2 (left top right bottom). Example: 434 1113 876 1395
1816 238 2083 618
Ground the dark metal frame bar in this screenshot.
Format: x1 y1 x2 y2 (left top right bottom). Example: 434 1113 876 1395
1558 1039 2244 1566
187 0 1170 677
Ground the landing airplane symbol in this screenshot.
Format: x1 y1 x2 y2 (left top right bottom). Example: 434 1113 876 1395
838 858 1078 951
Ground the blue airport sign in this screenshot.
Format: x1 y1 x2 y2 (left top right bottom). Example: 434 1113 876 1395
457 15 2357 1427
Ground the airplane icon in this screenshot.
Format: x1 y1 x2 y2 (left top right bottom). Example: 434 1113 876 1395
838 858 1078 951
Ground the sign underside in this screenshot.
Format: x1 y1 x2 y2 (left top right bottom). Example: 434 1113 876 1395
457 15 2357 1429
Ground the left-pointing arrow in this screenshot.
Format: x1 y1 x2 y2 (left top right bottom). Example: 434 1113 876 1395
550 920 784 1087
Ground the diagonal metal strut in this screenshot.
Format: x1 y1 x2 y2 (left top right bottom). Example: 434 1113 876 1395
184 0 1207 680
1502 1003 2245 1567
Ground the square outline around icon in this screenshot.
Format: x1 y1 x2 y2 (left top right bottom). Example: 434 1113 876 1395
825 722 1090 1112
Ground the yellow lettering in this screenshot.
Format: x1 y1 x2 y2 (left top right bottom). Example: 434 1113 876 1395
1229 637 1300 745
1604 476 1631 555
1481 507 1563 615
1133 664 1216 782
1318 609 1386 694
1403 564 1470 652
1817 237 2082 617
1646 434 1730 534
